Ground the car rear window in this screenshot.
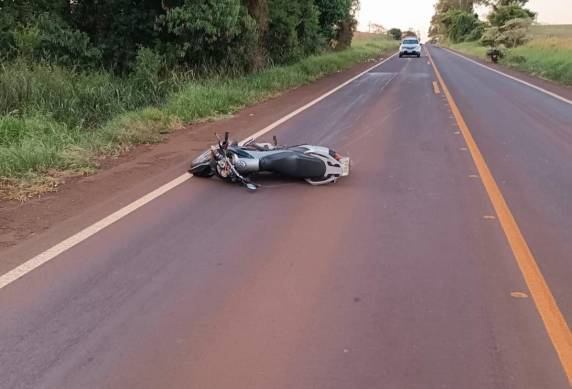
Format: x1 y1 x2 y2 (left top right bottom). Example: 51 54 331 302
403 39 418 44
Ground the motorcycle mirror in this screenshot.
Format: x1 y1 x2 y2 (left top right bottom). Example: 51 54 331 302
246 183 258 192
224 132 229 143
273 136 278 146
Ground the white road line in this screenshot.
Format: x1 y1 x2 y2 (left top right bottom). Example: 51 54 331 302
0 173 191 289
0 53 398 291
443 48 572 106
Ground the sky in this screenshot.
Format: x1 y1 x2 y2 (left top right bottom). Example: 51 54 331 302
357 0 572 41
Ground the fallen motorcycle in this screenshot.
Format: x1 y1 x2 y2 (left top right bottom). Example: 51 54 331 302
190 132 350 190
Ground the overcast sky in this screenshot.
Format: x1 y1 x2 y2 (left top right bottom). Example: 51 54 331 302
357 0 572 41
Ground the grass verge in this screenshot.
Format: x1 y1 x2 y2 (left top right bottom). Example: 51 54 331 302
1 35 399 200
447 26 572 86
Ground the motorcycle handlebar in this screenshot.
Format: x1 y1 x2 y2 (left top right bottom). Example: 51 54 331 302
215 132 230 150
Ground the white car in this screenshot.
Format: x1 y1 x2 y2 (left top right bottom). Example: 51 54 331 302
399 37 421 58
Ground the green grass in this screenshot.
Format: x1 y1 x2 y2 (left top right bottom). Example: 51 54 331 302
0 35 399 198
506 41 572 85
448 41 488 58
448 26 572 86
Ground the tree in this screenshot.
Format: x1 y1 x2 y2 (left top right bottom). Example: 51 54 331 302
0 0 358 73
72 0 164 71
497 17 531 47
487 3 535 27
440 10 482 42
159 0 258 70
403 30 417 38
297 0 323 55
480 26 500 46
314 0 358 48
266 0 303 63
0 0 73 57
388 28 402 40
482 16 531 48
481 0 529 6
429 0 477 41
243 0 269 69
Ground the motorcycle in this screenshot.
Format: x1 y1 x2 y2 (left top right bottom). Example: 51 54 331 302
190 132 350 191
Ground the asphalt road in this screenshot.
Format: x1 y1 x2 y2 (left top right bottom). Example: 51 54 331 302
1 46 571 388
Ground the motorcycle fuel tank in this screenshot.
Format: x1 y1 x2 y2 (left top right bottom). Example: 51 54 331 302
232 157 260 173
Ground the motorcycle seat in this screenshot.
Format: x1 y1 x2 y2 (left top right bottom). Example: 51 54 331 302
259 152 326 178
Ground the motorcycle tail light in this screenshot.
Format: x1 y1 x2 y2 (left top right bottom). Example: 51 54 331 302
329 149 343 161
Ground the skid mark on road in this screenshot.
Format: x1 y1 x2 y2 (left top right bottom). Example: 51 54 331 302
340 104 403 149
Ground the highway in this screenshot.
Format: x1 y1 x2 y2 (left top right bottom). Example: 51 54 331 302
1 45 571 388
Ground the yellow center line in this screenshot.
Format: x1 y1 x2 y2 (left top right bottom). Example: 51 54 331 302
428 48 572 386
432 81 441 95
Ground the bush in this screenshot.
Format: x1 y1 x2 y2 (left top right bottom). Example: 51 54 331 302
131 48 167 103
496 18 532 48
480 27 500 47
488 4 536 27
481 17 532 48
465 23 485 42
506 53 526 63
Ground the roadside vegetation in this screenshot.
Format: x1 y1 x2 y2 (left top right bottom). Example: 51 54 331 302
0 0 399 200
428 1 572 86
386 28 421 42
450 26 572 85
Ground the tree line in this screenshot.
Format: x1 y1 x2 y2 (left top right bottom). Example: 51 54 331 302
429 0 535 48
0 0 359 73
